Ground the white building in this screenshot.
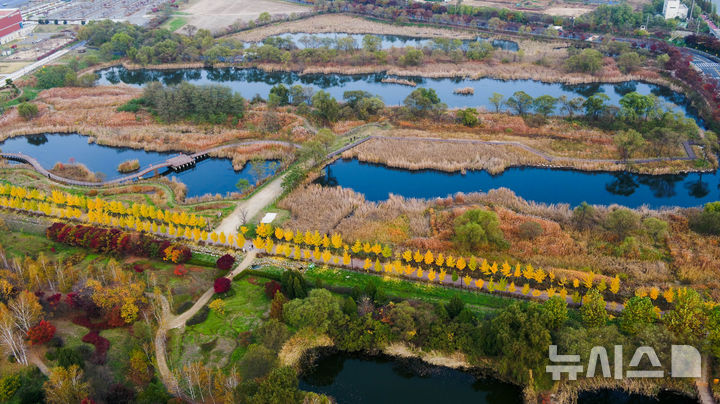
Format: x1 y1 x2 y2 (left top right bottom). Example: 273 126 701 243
663 0 689 20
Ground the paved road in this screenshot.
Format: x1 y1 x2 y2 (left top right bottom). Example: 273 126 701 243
690 50 720 82
213 173 286 235
1 40 86 82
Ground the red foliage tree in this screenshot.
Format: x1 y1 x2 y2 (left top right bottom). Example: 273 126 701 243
27 320 56 345
214 277 231 294
216 254 235 270
264 280 282 299
106 306 126 328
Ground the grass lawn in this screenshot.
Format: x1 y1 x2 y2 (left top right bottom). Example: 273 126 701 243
251 264 513 313
189 277 270 337
0 229 79 258
164 17 187 31
171 276 271 368
101 328 135 382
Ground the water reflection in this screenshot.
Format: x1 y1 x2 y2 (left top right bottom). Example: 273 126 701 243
300 352 523 404
317 159 719 208
97 67 702 124
605 172 639 196
0 134 278 199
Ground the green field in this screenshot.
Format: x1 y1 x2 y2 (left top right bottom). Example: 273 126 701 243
164 17 187 32
169 276 271 368
251 264 514 312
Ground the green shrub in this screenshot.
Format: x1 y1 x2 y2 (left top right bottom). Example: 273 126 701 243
35 65 77 89
117 97 145 113
689 203 720 235
518 221 543 240
56 347 85 369
453 208 508 251
605 208 640 239
0 374 20 401
17 102 38 120
187 306 210 326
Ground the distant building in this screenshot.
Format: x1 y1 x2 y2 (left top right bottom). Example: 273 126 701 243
0 8 22 45
663 0 689 20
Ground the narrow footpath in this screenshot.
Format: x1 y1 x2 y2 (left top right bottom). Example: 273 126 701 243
154 251 257 396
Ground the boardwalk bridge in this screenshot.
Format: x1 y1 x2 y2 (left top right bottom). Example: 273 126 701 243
0 140 299 188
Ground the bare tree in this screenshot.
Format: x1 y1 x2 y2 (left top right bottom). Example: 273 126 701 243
237 208 249 227
9 291 42 334
0 304 27 365
183 24 197 38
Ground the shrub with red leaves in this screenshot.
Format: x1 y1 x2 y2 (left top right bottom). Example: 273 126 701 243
27 320 56 345
65 292 80 308
214 277 231 294
46 293 61 305
82 331 110 364
216 254 235 270
264 281 282 299
81 398 97 404
72 315 111 331
173 265 188 277
46 222 191 263
106 306 126 328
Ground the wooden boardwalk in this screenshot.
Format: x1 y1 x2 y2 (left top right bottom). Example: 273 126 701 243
0 140 300 188
0 136 704 189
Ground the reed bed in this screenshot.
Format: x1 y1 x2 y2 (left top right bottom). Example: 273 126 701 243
496 206 579 258
253 60 671 87
49 163 102 183
453 87 474 95
0 87 306 160
381 78 416 87
117 159 140 173
335 194 431 245
341 137 546 174
230 14 476 42
208 144 295 170
278 184 366 234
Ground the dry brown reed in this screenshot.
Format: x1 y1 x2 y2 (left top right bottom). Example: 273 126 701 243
335 194 431 245
341 137 546 174
49 163 101 183
453 87 474 95
278 184 366 234
230 14 476 42
381 78 416 87
117 159 140 173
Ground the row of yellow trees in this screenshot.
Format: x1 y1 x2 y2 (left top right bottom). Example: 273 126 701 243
254 222 624 293
0 183 208 229
249 234 627 302
5 183 686 305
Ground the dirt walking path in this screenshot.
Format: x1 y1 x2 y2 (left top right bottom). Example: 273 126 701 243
697 355 716 404
28 349 50 376
213 174 286 235
154 251 257 396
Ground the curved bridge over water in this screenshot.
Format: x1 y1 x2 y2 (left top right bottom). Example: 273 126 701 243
0 140 300 188
0 135 702 188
